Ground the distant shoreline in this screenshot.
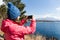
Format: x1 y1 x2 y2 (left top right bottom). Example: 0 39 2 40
36 20 60 22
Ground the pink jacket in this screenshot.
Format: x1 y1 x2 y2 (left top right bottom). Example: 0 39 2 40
1 18 36 40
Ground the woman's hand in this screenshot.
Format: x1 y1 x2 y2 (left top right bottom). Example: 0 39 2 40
32 16 35 20
23 16 28 20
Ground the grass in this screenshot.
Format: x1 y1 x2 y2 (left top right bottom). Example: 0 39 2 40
24 34 46 40
0 30 4 36
0 31 57 40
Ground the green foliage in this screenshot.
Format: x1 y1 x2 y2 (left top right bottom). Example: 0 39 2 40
0 4 7 19
0 0 26 19
3 0 21 3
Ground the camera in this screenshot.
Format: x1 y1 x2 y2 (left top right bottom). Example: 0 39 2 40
28 15 33 19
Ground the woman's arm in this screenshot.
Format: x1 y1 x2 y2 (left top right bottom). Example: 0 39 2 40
19 16 36 34
19 16 28 25
1 20 9 33
8 17 36 35
1 17 36 35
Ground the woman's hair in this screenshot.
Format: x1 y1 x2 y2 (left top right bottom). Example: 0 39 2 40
7 13 17 21
7 17 16 21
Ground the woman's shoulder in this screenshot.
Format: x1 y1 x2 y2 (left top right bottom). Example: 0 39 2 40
2 19 13 27
2 19 12 25
2 19 9 22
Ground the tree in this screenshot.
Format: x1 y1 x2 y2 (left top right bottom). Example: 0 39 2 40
0 4 7 19
0 0 26 20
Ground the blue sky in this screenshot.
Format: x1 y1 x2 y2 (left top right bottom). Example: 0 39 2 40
22 0 60 19
0 0 60 19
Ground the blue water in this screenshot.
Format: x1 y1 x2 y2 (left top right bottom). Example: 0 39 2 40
25 22 60 39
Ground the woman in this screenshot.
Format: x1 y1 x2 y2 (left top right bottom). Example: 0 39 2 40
1 2 36 40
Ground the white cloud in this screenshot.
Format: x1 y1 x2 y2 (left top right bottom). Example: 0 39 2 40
55 7 60 16
25 12 60 20
25 7 60 20
34 13 60 20
33 14 51 19
0 0 4 5
56 7 60 11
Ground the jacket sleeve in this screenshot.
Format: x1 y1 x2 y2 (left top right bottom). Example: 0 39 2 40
9 19 36 35
20 19 36 35
19 18 27 25
1 20 9 33
1 19 36 35
10 19 36 35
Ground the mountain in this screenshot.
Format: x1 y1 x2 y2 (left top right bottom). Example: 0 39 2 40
36 17 60 22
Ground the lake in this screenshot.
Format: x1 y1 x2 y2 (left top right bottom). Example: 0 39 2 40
25 22 60 39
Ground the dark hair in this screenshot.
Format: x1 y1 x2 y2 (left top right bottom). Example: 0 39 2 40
7 12 16 21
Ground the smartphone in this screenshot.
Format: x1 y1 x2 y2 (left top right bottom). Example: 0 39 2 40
28 15 32 19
